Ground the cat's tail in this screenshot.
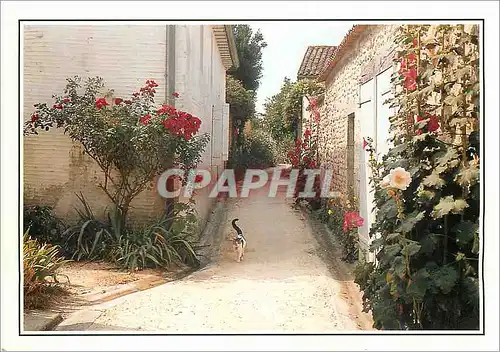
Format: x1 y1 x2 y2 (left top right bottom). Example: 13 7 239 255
231 218 242 235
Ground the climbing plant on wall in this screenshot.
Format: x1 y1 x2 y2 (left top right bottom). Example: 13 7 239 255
354 24 480 330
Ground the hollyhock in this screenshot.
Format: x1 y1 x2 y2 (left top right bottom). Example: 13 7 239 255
389 167 412 190
172 92 180 98
95 98 109 109
343 212 364 232
139 114 151 125
195 175 203 183
114 97 123 105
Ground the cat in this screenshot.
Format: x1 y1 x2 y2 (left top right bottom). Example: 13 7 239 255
231 218 247 263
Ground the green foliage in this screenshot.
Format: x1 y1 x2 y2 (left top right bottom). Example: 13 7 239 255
229 128 277 171
23 205 66 246
263 78 324 143
354 25 480 330
230 25 267 92
23 231 69 308
61 193 200 271
108 202 200 271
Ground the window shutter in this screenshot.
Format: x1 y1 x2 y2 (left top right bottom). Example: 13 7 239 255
211 104 223 167
222 103 230 161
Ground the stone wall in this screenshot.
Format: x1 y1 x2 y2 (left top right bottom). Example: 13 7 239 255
318 25 398 198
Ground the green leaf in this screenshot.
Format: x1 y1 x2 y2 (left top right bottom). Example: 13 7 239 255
396 211 425 233
456 164 479 186
436 148 459 167
385 243 402 258
453 221 478 245
386 233 401 241
472 232 480 254
407 269 429 300
402 241 421 257
393 256 406 278
432 196 469 219
432 266 459 294
422 171 446 189
420 233 439 254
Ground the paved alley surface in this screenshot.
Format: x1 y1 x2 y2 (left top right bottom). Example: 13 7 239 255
61 169 373 333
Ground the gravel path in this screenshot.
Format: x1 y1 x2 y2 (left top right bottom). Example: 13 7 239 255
86 174 372 333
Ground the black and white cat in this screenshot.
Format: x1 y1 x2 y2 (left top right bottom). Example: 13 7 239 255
231 218 247 262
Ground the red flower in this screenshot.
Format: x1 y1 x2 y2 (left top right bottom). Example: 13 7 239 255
132 92 140 98
114 97 123 105
407 53 416 63
427 115 440 132
309 98 317 106
195 175 203 183
413 38 418 47
31 113 38 122
139 114 151 125
343 212 364 232
312 109 320 122
95 98 109 109
304 129 312 138
363 137 368 150
52 104 63 109
63 98 71 103
172 92 180 98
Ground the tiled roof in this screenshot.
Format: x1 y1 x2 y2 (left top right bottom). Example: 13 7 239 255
318 25 369 81
297 45 337 79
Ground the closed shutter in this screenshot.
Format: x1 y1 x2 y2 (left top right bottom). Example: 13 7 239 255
222 103 230 161
211 104 223 168
358 78 376 261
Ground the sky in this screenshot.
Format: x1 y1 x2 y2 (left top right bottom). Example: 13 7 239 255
253 22 355 114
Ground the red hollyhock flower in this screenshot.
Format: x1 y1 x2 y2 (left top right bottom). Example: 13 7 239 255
139 114 151 125
363 137 368 150
115 97 123 105
343 212 364 232
427 115 440 132
304 129 312 138
63 98 71 103
195 174 204 183
95 98 109 109
172 92 180 98
31 113 38 122
413 38 418 47
132 92 140 98
309 98 317 106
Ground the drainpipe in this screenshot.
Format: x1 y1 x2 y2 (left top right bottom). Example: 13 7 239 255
164 25 176 225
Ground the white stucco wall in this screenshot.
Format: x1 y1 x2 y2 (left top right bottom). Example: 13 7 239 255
23 24 229 227
23 25 168 222
174 25 228 224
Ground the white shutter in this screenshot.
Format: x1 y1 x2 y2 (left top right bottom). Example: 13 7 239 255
211 104 223 167
375 68 394 159
222 103 230 161
358 79 376 262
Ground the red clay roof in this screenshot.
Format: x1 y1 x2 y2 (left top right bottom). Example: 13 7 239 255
318 25 369 81
297 45 337 79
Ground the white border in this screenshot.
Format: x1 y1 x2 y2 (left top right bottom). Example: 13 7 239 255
2 1 499 351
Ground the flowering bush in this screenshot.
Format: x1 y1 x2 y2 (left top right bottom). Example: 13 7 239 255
287 128 321 208
24 76 210 226
354 25 480 330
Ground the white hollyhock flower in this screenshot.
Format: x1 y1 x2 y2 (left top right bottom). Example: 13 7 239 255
380 174 391 189
389 167 412 190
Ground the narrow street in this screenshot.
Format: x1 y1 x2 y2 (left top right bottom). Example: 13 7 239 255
58 168 373 333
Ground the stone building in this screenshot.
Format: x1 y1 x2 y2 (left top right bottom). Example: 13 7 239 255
300 25 399 259
23 24 239 229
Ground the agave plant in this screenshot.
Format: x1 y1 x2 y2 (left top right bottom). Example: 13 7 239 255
23 231 69 299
